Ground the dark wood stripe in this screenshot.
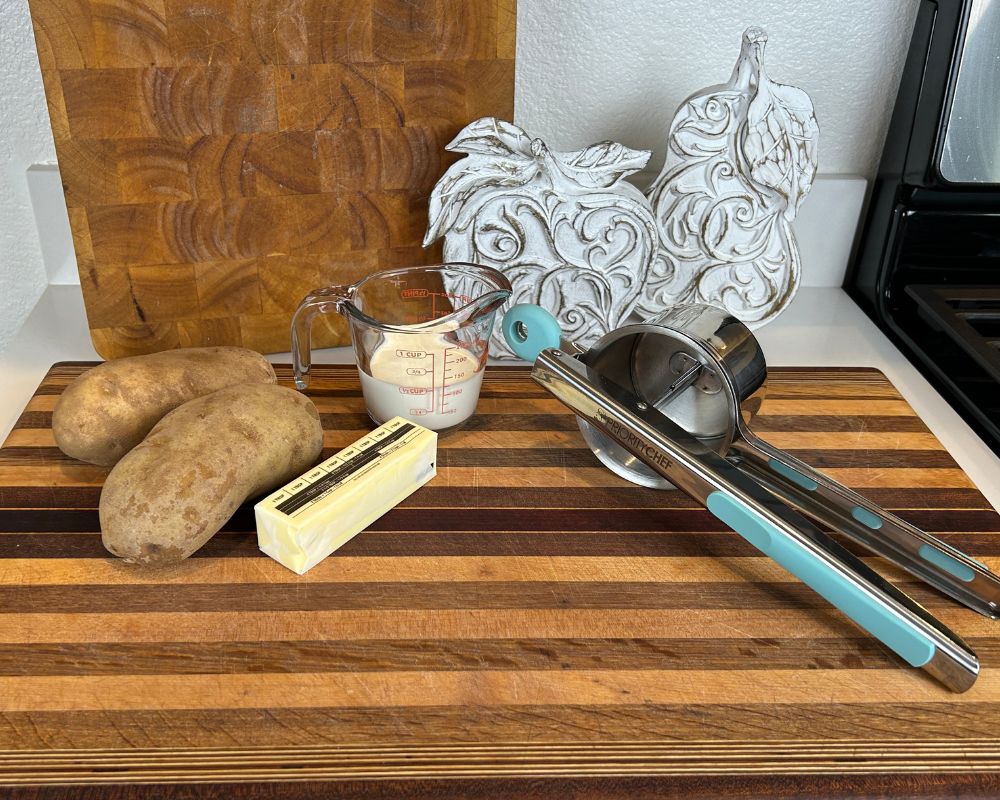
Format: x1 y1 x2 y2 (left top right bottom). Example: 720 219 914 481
29 385 73 396
0 446 962 471
415 486 991 511
757 393 899 400
40 362 883 375
2 507 996 535
766 366 885 375
2 531 999 559
794 449 958 469
10 411 937 433
0 636 967 676
1 703 999 751
29 385 890 401
29 446 957 470
0 580 967 614
752 415 931 433
0 486 989 511
3 774 998 800
11 412 51 430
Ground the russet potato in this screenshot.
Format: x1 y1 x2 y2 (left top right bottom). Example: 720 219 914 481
100 383 323 565
53 347 276 466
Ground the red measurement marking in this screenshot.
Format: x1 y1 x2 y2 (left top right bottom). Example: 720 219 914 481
399 386 429 395
401 289 427 299
440 346 467 413
395 349 427 359
429 352 436 414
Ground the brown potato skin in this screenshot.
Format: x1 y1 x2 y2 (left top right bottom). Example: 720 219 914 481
100 384 323 566
53 347 276 466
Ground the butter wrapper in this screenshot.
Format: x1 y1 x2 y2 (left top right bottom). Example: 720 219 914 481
255 417 437 574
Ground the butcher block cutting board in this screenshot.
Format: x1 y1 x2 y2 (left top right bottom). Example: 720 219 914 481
1 364 1000 797
28 0 515 359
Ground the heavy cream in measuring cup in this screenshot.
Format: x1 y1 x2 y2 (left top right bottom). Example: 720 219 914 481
359 322 483 430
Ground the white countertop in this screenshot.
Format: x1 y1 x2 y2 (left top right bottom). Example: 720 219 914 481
3 284 998 512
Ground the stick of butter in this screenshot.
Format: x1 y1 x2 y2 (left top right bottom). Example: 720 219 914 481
254 417 437 574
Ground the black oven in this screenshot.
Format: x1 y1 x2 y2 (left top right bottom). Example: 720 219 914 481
847 0 1000 454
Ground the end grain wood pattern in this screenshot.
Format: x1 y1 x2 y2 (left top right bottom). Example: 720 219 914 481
1 365 1000 795
28 0 516 359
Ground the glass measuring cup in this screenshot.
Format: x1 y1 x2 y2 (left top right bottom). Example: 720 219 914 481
292 264 512 432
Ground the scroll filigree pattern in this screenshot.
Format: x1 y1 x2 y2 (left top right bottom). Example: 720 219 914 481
639 27 819 327
424 118 658 358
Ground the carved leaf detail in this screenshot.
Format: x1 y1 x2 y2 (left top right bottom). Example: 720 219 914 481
554 141 651 189
445 117 534 157
743 75 818 219
424 152 538 246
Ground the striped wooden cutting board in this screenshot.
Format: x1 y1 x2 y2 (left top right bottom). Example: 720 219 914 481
0 362 999 797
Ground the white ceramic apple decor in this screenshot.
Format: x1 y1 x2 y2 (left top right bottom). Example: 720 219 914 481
422 118 659 358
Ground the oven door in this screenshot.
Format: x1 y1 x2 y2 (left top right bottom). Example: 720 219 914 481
847 0 1000 455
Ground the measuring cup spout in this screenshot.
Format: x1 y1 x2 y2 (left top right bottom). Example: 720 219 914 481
291 285 353 390
454 288 511 326
445 267 512 327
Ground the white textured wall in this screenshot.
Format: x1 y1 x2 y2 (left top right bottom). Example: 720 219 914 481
515 0 918 177
0 0 54 357
0 0 918 355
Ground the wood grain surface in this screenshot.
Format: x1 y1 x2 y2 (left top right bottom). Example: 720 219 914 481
28 0 516 359
0 363 999 796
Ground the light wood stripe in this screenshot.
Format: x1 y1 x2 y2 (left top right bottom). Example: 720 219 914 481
751 432 943 450
0 556 932 586
0 466 976 489
0 428 948 452
0 668 994 713
0 607 994 644
760 383 902 399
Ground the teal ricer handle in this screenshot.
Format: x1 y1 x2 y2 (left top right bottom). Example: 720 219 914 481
707 489 937 667
676 447 975 692
728 427 1000 620
502 304 564 361
527 346 980 693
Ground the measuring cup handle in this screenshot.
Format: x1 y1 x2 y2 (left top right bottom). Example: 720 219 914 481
291 287 350 390
502 304 563 361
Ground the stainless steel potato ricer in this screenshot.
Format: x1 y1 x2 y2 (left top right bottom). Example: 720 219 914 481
502 302 1000 692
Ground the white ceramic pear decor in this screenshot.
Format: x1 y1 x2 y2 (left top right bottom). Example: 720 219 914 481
639 27 819 328
423 118 659 358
